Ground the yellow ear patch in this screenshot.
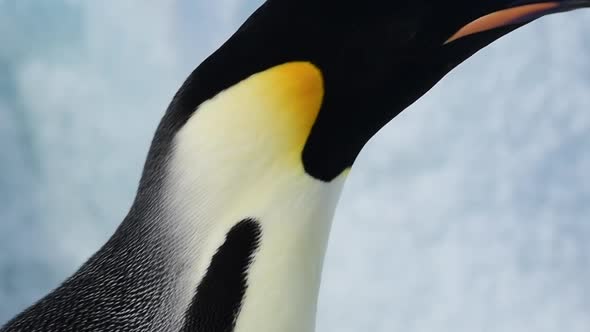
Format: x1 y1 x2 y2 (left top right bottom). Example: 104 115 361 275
177 61 325 171
261 62 325 150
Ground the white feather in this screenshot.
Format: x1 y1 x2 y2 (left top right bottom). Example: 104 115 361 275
163 62 348 331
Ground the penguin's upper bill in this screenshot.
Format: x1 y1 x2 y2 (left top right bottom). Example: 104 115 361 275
446 1 583 43
191 0 588 182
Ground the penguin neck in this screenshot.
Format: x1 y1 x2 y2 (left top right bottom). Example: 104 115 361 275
143 62 349 331
160 152 346 332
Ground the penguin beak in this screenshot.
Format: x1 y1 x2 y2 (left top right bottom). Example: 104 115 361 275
445 0 590 44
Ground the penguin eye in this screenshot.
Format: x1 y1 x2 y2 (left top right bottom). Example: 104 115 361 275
445 2 559 44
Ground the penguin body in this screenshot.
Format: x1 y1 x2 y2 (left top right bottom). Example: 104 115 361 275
2 0 589 331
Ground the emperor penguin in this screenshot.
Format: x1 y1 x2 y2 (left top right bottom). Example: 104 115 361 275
2 1 589 331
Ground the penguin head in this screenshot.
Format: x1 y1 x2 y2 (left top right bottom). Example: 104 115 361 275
178 0 589 182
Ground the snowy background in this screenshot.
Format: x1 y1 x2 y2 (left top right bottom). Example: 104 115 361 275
1 1 589 331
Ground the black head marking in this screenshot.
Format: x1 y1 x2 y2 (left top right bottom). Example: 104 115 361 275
154 0 589 182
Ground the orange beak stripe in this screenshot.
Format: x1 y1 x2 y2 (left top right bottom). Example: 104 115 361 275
445 2 560 44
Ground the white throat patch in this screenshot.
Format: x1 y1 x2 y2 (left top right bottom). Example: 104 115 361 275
164 62 349 332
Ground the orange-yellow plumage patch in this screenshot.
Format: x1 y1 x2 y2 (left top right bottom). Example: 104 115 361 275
179 61 325 172
250 61 324 154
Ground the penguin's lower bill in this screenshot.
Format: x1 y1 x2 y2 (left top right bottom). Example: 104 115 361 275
446 0 590 44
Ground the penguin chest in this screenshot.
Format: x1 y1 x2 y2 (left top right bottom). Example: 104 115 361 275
163 62 348 331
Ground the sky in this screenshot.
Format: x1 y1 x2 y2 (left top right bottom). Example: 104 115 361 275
1 1 589 331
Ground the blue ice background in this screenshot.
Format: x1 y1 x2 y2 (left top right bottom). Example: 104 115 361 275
1 1 589 331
